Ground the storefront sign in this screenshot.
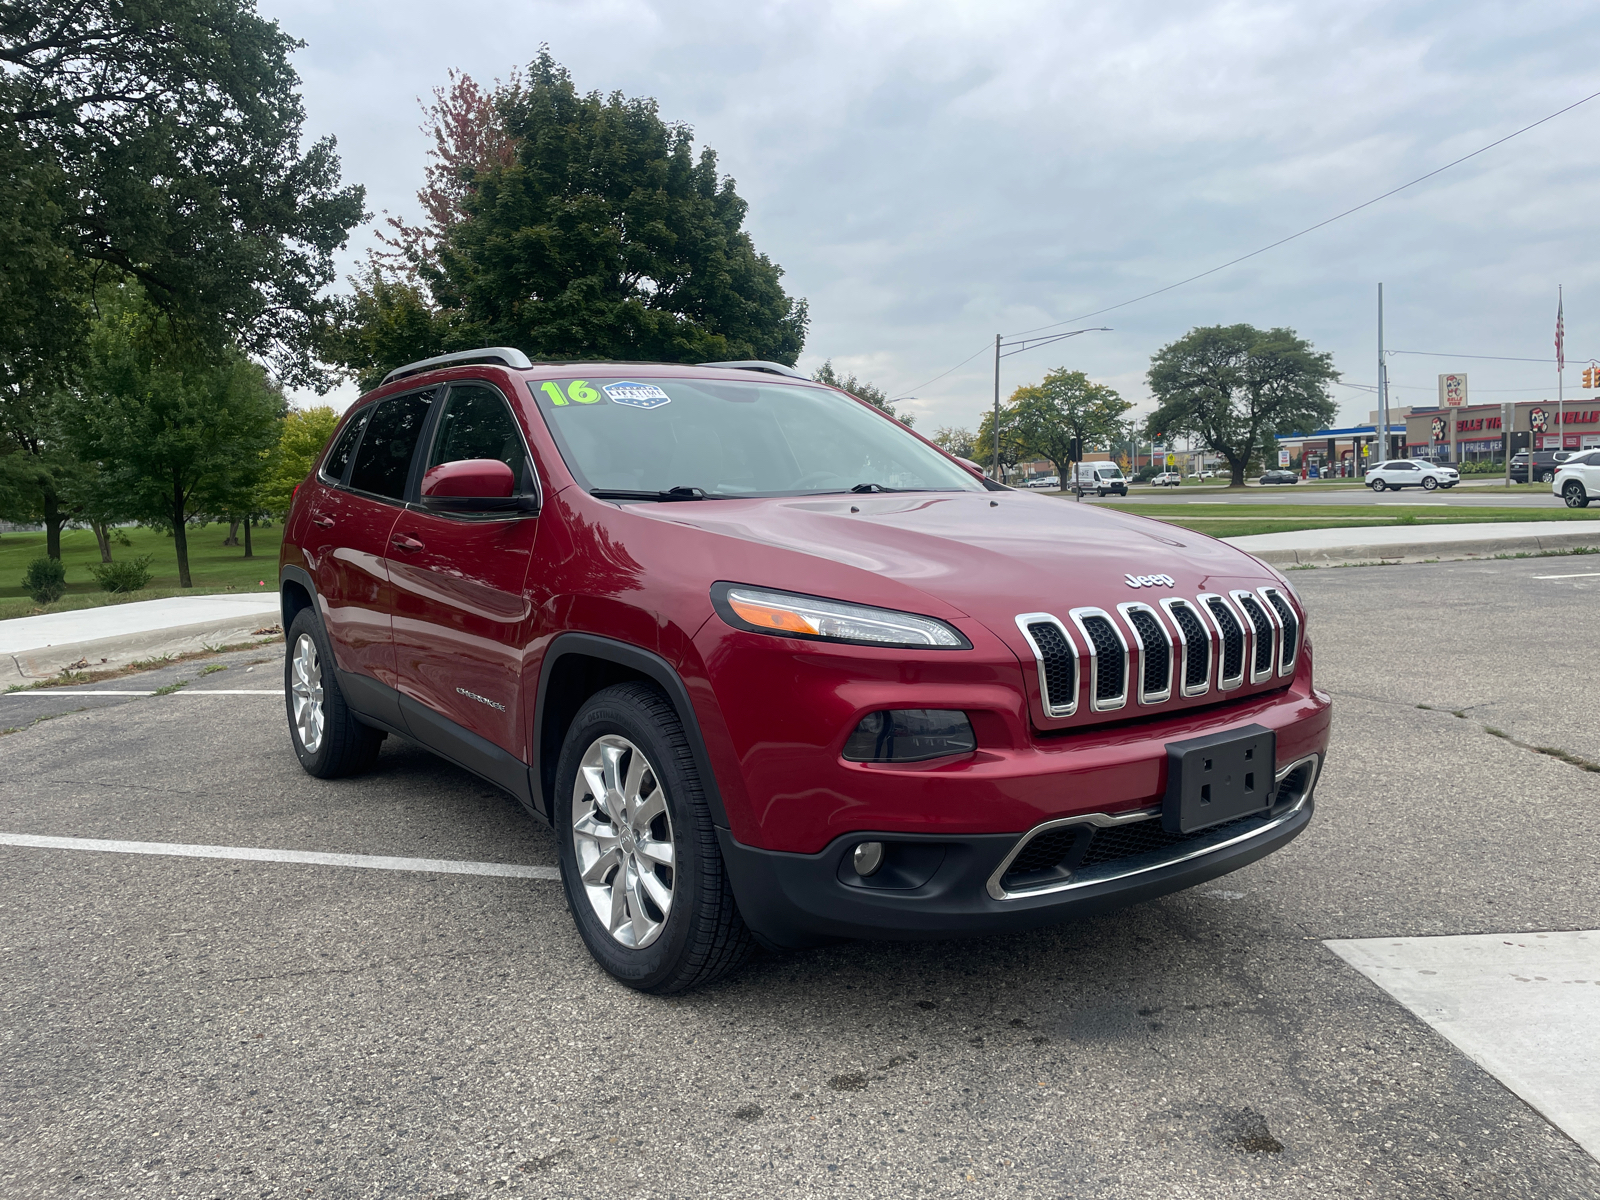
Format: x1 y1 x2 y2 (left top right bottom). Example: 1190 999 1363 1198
1430 416 1447 441
1455 416 1502 432
1439 373 1468 407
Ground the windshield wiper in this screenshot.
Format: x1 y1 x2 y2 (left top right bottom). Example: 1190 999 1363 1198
849 482 898 493
590 486 727 502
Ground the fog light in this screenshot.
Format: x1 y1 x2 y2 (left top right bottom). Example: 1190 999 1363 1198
842 709 976 763
853 841 885 877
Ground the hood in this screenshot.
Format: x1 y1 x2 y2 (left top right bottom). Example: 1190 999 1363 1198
639 489 1277 630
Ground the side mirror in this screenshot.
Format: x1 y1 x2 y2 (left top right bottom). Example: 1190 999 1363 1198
955 456 986 480
419 459 538 513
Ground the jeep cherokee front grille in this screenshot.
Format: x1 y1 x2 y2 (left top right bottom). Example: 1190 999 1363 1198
1016 614 1079 717
1261 587 1299 676
1070 609 1127 711
1017 585 1302 721
1201 594 1246 689
1231 590 1276 684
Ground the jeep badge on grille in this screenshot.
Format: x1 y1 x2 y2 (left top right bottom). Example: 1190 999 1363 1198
1125 573 1176 589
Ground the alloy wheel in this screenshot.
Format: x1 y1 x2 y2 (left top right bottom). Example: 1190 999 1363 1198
1565 483 1587 508
571 734 675 948
1423 477 1438 490
290 633 325 753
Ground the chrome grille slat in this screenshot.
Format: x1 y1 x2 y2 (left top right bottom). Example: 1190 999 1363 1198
1069 608 1128 712
1015 613 1079 717
1160 598 1211 697
1200 593 1246 690
1260 587 1299 676
1117 602 1172 705
1230 590 1276 684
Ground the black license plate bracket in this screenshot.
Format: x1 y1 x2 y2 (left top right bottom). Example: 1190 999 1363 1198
1161 724 1276 834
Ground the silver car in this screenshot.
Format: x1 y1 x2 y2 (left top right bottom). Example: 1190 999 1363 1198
1365 459 1459 492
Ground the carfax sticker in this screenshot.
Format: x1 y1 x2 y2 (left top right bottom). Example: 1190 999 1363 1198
602 381 672 409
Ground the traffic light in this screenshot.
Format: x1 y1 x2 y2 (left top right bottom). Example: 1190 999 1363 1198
1585 367 1597 389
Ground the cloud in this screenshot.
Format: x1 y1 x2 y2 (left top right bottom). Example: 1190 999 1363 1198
267 0 1600 427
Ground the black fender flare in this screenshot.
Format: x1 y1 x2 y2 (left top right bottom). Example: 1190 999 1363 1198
533 632 730 830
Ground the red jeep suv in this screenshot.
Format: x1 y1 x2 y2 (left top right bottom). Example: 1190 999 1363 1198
280 349 1330 992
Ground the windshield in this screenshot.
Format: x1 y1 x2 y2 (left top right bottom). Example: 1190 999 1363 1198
528 376 984 497
1097 467 1123 479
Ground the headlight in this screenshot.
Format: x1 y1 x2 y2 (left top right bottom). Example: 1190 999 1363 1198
711 584 970 649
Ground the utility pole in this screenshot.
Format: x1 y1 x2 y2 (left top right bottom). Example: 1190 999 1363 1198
1376 283 1386 469
992 333 1002 480
1557 286 1566 461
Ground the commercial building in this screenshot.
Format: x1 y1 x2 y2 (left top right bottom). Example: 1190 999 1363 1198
1403 401 1600 462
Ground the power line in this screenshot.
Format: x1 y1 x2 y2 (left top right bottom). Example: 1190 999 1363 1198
1007 86 1600 340
892 341 994 401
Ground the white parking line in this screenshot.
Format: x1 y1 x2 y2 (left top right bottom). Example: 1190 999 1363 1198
0 833 560 879
4 689 283 697
1532 572 1600 580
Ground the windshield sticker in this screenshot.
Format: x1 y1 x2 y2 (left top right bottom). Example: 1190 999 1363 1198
602 381 672 410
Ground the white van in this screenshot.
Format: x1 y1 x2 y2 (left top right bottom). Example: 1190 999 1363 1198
1069 462 1128 497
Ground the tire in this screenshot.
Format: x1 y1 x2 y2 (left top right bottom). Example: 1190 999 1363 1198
1422 476 1438 491
1564 481 1589 509
555 682 753 993
285 609 384 778
1542 471 1556 484
1370 479 1386 492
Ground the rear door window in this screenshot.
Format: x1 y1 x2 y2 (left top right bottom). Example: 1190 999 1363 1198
348 391 435 500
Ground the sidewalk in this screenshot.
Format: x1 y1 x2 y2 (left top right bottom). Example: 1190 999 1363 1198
1225 520 1600 567
2 593 282 681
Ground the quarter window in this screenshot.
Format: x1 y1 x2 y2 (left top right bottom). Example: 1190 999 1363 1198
319 408 371 485
348 391 435 500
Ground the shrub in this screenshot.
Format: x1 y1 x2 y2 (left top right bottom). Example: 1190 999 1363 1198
90 555 154 594
22 556 67 604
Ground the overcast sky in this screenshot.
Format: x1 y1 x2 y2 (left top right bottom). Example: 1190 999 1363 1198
264 0 1600 431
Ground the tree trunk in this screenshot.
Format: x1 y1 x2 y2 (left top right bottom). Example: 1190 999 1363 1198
172 485 193 588
223 519 240 546
243 515 253 558
43 488 63 560
92 521 113 563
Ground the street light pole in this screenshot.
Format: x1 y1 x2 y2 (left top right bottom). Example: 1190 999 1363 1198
989 326 1113 484
992 333 1001 480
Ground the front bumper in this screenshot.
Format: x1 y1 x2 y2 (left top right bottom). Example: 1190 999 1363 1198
721 756 1319 947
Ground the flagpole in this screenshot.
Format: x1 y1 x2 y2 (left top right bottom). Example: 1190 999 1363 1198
1557 286 1565 460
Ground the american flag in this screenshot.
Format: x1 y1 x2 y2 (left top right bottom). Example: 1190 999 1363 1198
1556 288 1566 371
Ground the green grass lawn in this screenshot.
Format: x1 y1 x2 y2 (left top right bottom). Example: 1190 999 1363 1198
0 524 280 621
1118 504 1600 538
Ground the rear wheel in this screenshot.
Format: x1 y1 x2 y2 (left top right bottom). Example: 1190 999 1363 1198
1542 470 1556 483
285 609 384 778
1369 479 1386 491
555 682 753 993
1564 481 1589 508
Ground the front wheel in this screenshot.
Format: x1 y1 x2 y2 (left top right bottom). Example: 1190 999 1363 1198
1564 481 1589 508
555 682 753 993
1422 476 1438 491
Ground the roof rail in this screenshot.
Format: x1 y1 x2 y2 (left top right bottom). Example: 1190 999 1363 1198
381 347 533 386
697 360 809 380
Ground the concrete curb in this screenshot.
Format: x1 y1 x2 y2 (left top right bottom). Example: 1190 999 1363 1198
6 618 282 681
1233 527 1600 568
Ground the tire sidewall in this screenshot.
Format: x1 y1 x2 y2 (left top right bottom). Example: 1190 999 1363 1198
285 610 335 774
1423 477 1438 490
554 687 706 989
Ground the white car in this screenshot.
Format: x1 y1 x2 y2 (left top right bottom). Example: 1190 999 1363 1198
1150 471 1182 487
1553 450 1600 507
1025 475 1059 490
1365 459 1458 492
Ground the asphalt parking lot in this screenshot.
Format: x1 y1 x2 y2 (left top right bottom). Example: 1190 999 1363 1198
4 560 1600 1199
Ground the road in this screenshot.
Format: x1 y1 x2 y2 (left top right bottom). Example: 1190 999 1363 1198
3 563 1599 1198
1078 481 1570 508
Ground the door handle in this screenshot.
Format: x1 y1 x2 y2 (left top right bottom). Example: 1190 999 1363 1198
391 533 425 553
310 514 335 528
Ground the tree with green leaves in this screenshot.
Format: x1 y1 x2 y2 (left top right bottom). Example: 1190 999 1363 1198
257 406 341 516
930 426 978 461
1144 325 1337 488
812 361 913 426
975 402 1027 481
60 289 286 587
329 51 807 388
1010 368 1131 487
1 0 366 388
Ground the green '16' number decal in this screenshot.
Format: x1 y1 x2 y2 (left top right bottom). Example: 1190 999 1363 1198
540 380 600 406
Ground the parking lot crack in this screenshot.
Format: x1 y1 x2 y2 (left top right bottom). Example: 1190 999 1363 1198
1482 727 1600 774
